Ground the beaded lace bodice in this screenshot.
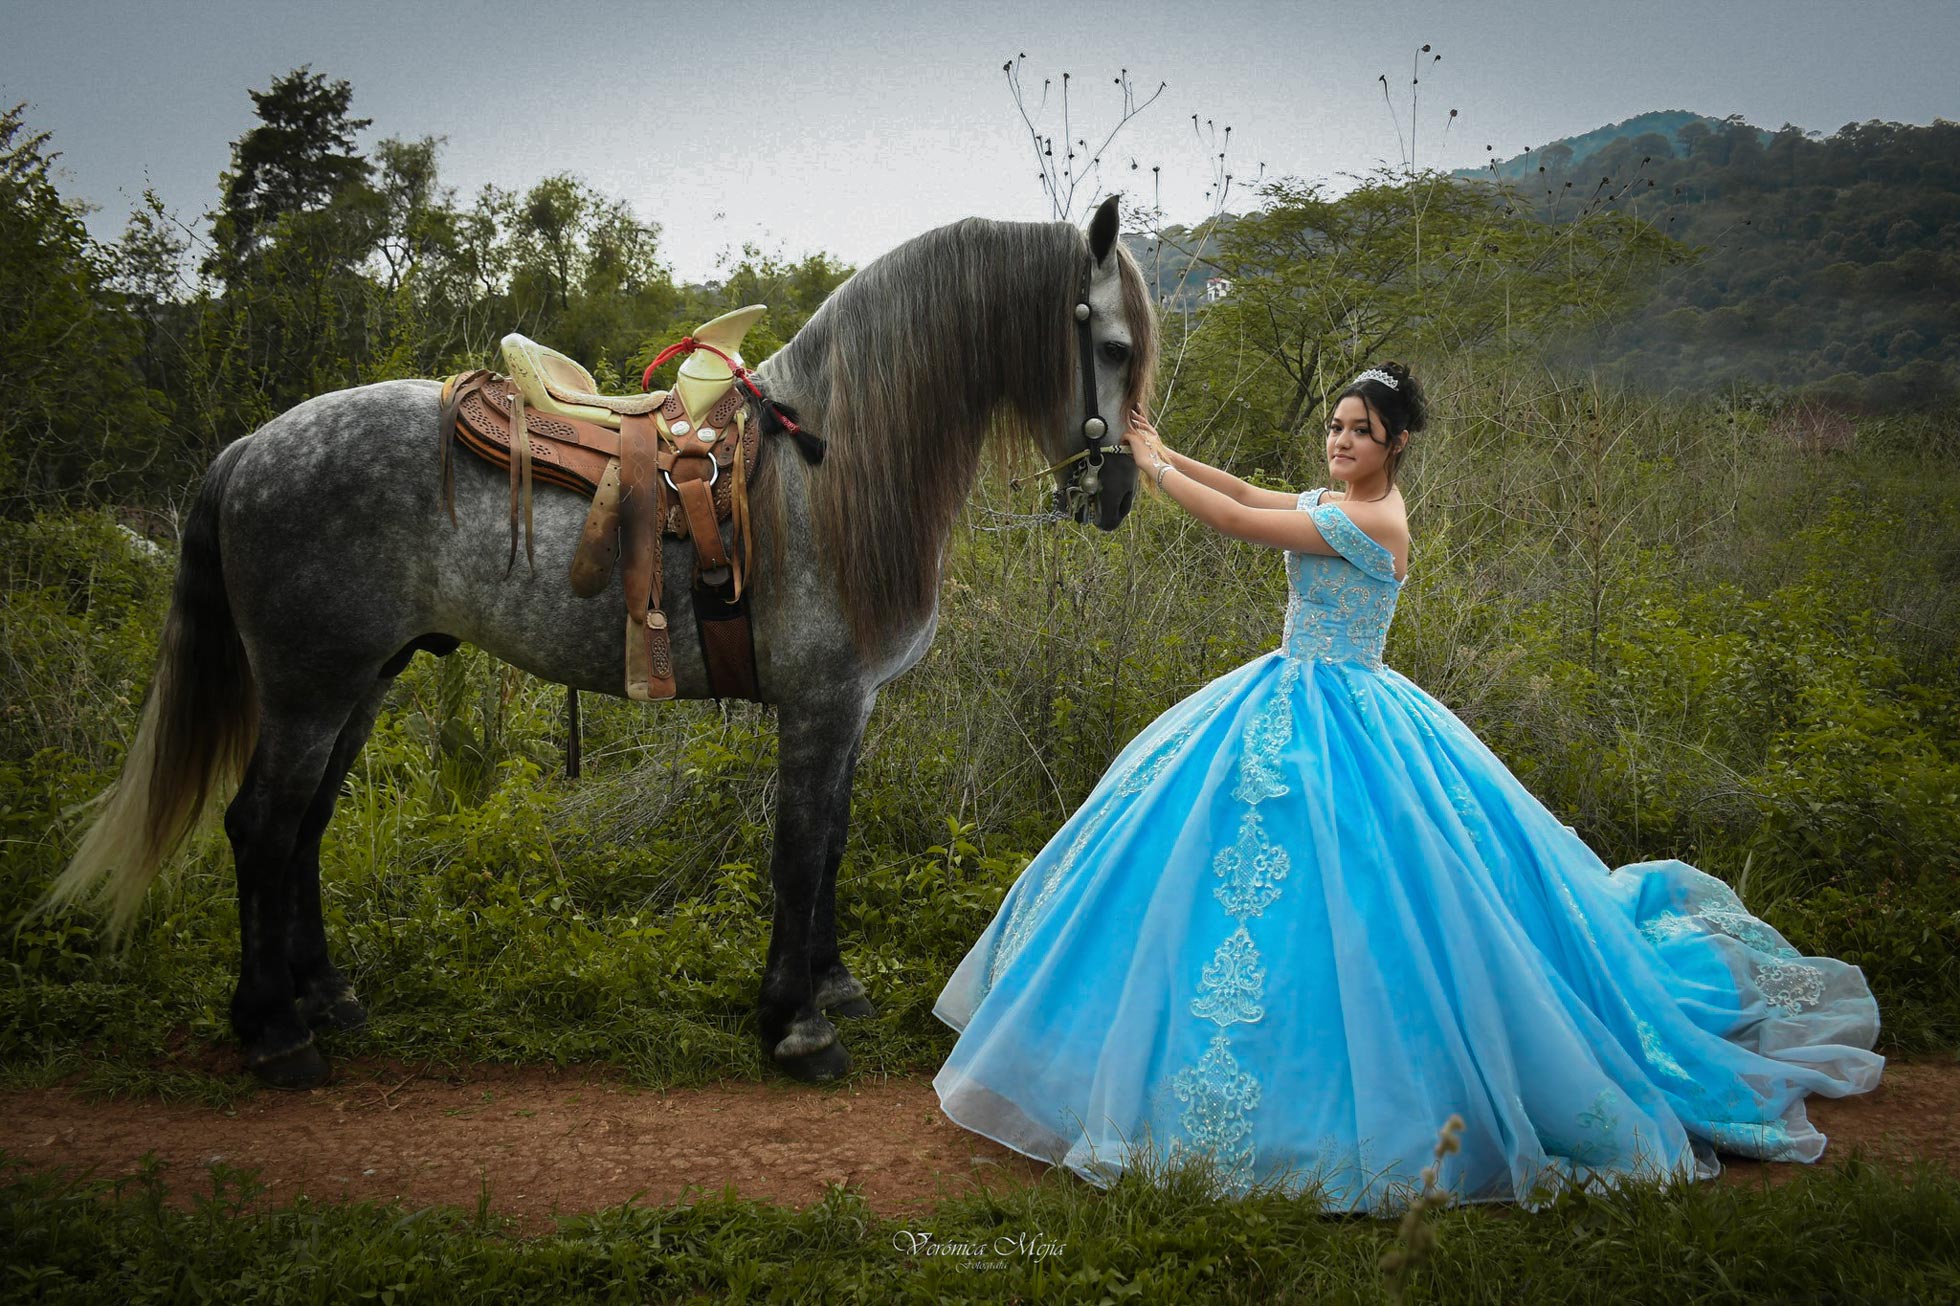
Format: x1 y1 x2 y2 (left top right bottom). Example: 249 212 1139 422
1282 487 1404 670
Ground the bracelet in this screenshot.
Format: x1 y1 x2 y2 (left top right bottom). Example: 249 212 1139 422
1153 459 1174 488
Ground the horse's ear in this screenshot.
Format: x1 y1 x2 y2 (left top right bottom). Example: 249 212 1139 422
1087 194 1121 265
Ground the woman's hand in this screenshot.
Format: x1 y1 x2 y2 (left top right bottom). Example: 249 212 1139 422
1121 408 1168 464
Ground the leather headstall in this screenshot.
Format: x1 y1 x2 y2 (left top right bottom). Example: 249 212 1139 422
1069 254 1130 497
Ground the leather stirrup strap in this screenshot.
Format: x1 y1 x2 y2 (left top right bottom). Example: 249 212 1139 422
730 410 751 601
569 458 624 598
619 414 674 700
507 391 537 575
674 470 731 585
698 609 759 701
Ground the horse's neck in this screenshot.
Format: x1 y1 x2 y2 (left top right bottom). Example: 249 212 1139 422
767 367 984 547
752 220 1073 655
750 344 992 657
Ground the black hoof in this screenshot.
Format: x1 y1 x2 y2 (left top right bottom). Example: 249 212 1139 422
302 993 369 1034
813 972 873 1019
774 1039 852 1084
825 995 878 1020
247 1039 330 1090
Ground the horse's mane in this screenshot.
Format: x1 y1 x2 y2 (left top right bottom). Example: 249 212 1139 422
758 217 1158 650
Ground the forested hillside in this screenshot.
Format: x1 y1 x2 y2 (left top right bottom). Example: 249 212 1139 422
1459 110 1761 184
1144 115 1958 412
1481 115 1960 407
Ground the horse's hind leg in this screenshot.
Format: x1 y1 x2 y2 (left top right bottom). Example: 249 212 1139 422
289 681 392 1037
223 693 368 1089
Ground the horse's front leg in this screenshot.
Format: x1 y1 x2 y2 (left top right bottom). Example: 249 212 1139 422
760 696 870 1082
810 736 875 1020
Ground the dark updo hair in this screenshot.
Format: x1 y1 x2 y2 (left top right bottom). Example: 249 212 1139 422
1333 361 1427 497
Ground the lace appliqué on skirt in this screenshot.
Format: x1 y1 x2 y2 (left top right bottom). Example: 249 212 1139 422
1171 1033 1262 1178
987 825 1091 987
1169 667 1299 1189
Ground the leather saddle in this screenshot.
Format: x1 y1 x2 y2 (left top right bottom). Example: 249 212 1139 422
499 333 667 424
438 335 761 703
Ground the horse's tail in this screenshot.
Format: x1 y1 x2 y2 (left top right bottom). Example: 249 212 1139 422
48 442 260 939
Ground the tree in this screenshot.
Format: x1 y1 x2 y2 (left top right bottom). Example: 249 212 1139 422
0 105 162 507
370 135 452 294
514 174 587 316
487 175 683 383
1187 169 1675 460
716 247 854 350
206 66 373 281
193 68 393 425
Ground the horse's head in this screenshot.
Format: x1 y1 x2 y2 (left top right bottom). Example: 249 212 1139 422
1051 195 1157 531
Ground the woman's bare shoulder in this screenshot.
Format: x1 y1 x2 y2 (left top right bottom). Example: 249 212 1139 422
1331 488 1407 527
1335 492 1412 559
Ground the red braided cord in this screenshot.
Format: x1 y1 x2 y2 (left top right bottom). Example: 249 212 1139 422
641 336 807 436
641 337 747 390
644 337 696 377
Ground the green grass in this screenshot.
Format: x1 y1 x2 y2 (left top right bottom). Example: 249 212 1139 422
4 1150 1957 1304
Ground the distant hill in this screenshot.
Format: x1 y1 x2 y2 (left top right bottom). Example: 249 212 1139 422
1135 113 1958 409
1456 110 1770 184
1122 223 1239 313
1484 114 1960 408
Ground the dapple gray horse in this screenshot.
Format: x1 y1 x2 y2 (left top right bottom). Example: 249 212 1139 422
53 196 1158 1087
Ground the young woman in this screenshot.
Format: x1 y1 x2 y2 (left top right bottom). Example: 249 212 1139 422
932 363 1882 1212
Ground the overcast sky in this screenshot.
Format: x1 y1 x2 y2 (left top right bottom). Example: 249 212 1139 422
4 0 1956 280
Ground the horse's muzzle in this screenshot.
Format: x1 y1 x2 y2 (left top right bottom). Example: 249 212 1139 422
1056 457 1138 530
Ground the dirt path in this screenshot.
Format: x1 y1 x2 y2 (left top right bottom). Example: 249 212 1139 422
6 1060 1956 1231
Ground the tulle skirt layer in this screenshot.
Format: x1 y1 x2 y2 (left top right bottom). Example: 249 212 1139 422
933 651 1883 1212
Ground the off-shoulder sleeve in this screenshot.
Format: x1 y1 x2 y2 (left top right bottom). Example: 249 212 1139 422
1307 501 1400 583
1295 487 1325 511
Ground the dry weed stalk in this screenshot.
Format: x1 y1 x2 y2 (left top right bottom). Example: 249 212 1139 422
1379 1112 1466 1302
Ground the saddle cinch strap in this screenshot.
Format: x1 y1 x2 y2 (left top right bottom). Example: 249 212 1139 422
438 368 760 702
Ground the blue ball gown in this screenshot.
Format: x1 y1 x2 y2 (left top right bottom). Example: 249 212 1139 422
933 488 1883 1212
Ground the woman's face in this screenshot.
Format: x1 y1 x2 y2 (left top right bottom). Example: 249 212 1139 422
1326 395 1397 482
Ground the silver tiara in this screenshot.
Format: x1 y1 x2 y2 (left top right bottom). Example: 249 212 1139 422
1353 368 1400 391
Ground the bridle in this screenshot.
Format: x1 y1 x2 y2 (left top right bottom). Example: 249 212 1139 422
1013 255 1131 503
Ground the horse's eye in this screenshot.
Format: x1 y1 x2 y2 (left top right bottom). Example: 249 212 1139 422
1100 341 1132 365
